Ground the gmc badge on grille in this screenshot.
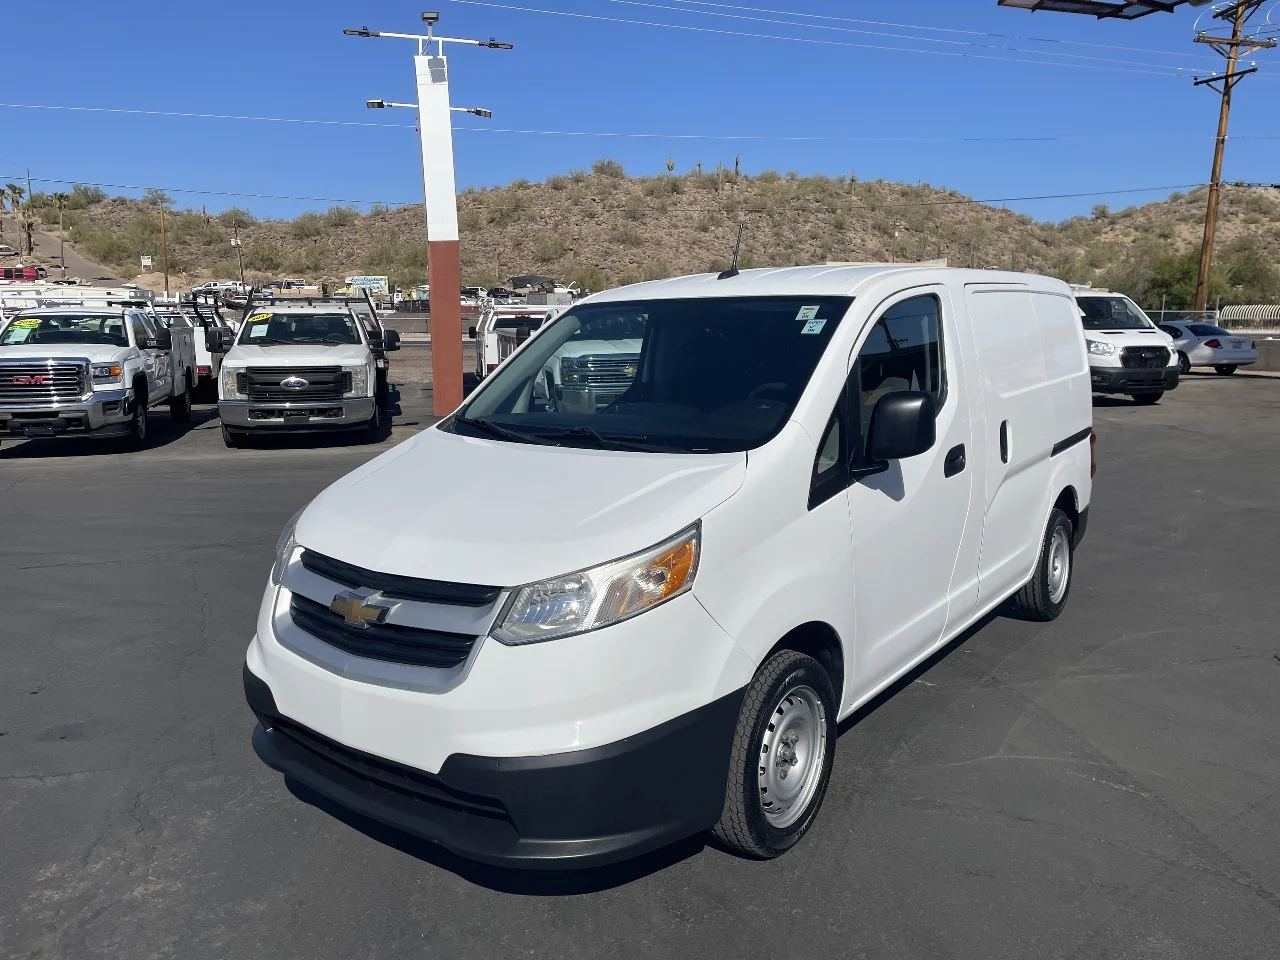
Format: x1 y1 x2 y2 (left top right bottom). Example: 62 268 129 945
12 375 48 385
280 376 309 390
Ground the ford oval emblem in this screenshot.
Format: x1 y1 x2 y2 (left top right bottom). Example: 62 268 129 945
280 376 309 391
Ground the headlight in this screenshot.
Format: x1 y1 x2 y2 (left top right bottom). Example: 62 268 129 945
492 524 700 645
344 363 372 398
560 355 585 384
221 366 247 400
91 363 122 383
270 508 303 586
1087 340 1116 357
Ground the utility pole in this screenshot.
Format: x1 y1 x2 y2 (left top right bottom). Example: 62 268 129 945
1191 0 1275 313
159 205 170 299
232 229 246 286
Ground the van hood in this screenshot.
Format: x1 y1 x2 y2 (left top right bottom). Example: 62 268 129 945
224 344 369 366
295 426 747 588
0 343 133 364
1086 329 1173 346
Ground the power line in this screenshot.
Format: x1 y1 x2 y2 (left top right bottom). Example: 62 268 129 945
447 0 1211 78
8 102 1280 142
666 0 1221 62
600 0 1210 72
22 171 1210 209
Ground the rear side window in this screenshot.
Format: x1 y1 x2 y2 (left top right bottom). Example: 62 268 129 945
1187 323 1230 337
852 294 944 442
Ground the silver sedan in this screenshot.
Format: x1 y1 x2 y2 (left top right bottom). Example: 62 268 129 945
1157 321 1258 376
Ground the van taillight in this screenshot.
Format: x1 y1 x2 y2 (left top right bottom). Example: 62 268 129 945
1204 338 1222 349
1090 432 1096 479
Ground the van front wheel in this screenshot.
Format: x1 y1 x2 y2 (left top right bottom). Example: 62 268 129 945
1009 508 1074 622
712 650 837 859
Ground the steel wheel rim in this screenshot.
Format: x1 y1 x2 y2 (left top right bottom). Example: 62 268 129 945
1047 526 1070 604
757 684 827 828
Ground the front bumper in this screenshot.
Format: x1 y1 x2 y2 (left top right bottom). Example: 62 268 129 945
219 397 374 432
1089 365 1178 394
246 662 744 868
0 387 132 438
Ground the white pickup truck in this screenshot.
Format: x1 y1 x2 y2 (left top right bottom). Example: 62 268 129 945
0 304 197 446
217 301 399 448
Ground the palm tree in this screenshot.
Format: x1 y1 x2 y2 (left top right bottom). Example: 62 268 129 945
5 184 27 254
52 192 70 278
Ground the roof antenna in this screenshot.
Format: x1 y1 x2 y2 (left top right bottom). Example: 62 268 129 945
718 224 744 280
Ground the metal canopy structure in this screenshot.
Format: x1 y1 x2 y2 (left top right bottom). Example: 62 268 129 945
997 0 1213 18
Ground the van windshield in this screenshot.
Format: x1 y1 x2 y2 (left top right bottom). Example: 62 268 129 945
447 295 852 453
1077 296 1152 331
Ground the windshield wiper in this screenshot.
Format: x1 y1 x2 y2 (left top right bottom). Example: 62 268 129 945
547 425 666 452
454 416 556 445
245 337 294 346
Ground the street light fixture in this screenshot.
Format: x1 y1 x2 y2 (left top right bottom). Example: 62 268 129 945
343 13 512 415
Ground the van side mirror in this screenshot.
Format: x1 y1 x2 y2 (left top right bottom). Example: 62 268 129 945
143 329 172 351
853 391 936 479
383 329 401 351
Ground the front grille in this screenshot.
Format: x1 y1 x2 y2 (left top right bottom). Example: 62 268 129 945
1120 346 1169 369
0 361 87 402
289 594 478 668
244 366 347 401
300 549 502 607
570 353 640 388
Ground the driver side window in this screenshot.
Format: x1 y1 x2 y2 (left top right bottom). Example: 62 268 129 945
852 295 945 447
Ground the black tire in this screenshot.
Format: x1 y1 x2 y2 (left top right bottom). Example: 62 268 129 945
221 424 241 448
1215 364 1237 376
375 370 390 412
363 403 384 443
1009 508 1074 622
712 650 837 860
1132 392 1162 405
1177 352 1191 376
169 376 192 423
126 388 149 450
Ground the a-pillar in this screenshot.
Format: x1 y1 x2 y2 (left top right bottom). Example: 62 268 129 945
414 53 464 415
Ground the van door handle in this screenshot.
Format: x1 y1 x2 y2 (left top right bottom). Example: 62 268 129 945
999 421 1009 464
944 444 966 478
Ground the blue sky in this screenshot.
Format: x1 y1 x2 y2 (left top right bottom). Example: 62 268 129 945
2 0 1276 222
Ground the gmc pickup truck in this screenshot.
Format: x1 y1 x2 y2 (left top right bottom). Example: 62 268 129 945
0 304 197 447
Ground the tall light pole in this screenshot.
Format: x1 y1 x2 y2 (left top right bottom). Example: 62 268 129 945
345 12 512 415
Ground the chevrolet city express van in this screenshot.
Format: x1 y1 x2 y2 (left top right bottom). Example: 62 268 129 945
244 265 1093 867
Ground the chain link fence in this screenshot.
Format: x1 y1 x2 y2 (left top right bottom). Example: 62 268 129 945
391 341 480 385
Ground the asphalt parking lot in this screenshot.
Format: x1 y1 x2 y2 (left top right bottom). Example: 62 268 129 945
3 373 1279 960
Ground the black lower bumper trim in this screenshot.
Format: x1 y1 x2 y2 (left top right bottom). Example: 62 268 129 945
1074 505 1089 548
1089 366 1178 394
244 663 744 869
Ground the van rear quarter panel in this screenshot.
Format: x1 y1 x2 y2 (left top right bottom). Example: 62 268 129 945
965 285 1089 605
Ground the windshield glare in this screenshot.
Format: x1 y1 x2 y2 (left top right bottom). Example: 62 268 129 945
237 311 360 345
1 313 128 347
1078 296 1152 331
449 295 852 453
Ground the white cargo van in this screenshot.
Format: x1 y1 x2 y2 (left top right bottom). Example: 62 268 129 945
1073 289 1179 404
243 266 1093 868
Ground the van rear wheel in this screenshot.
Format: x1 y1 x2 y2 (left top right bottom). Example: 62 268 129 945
712 650 837 859
1009 508 1073 622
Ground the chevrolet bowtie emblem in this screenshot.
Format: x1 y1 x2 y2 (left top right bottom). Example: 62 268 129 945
329 590 393 628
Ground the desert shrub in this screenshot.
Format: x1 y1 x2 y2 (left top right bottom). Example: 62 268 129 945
641 261 674 281
622 197 645 221
611 225 643 247
532 233 569 262
216 207 257 229
592 158 626 178
324 205 359 227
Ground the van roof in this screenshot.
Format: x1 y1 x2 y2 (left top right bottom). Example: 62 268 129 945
585 265 1063 303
